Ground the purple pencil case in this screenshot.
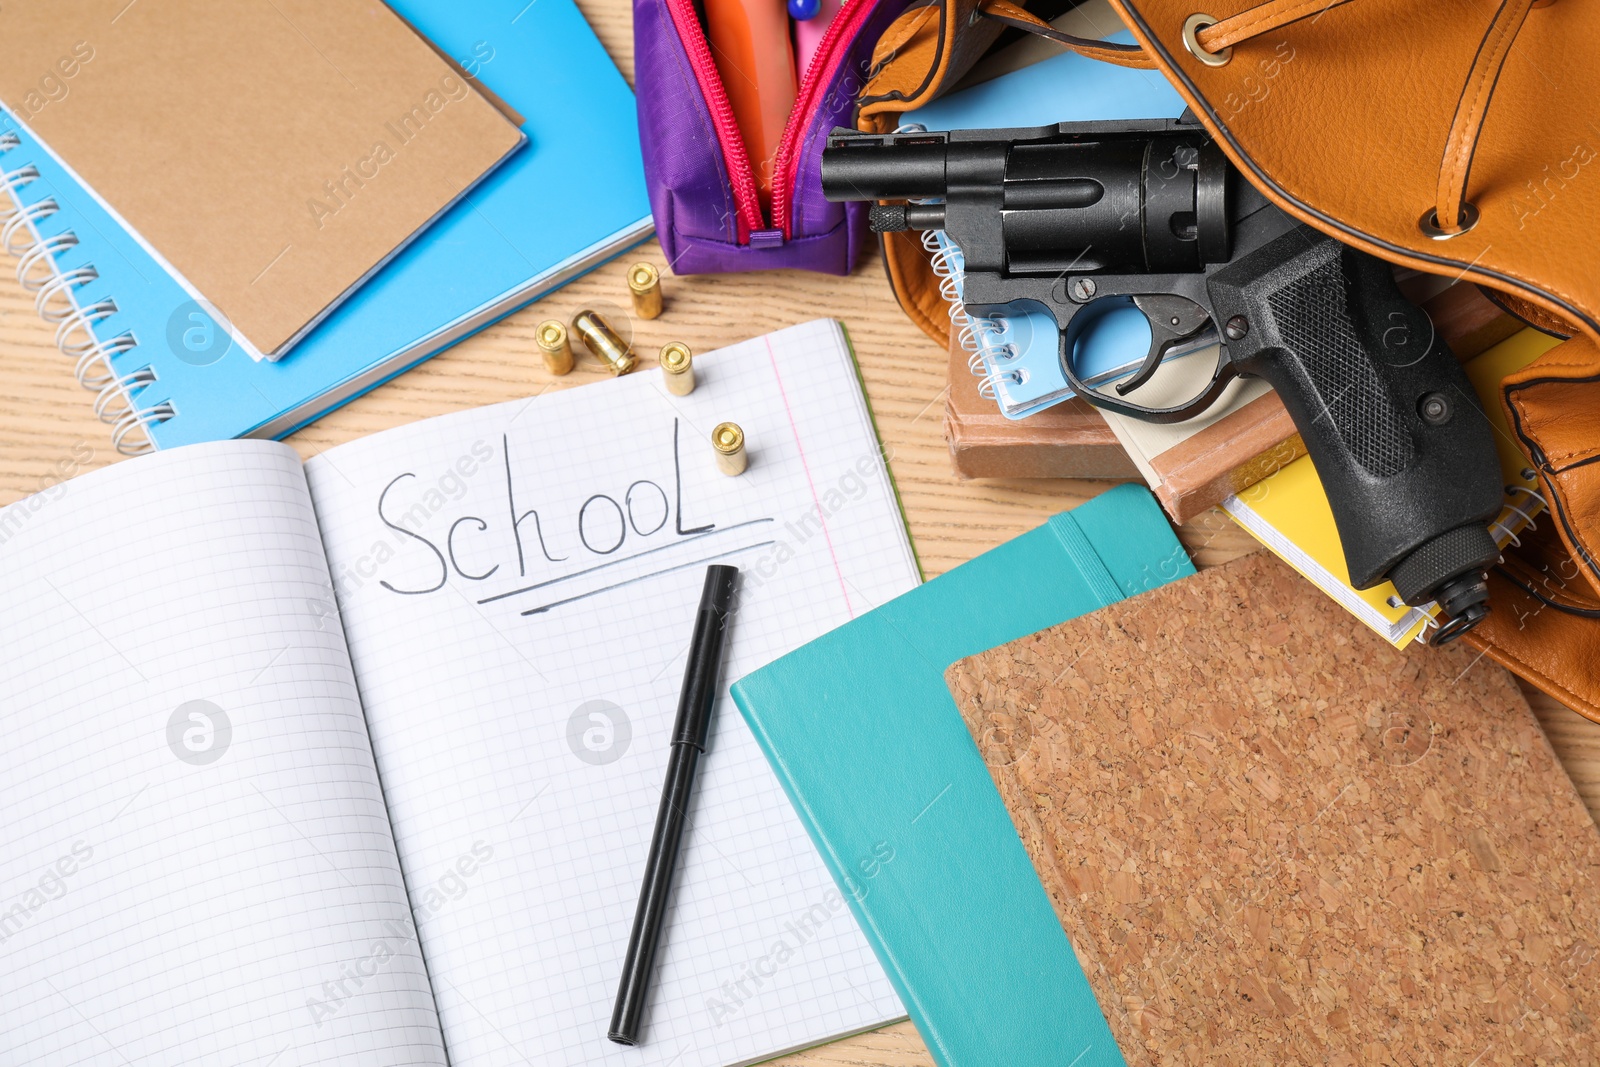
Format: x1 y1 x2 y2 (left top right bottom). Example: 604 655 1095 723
633 0 909 274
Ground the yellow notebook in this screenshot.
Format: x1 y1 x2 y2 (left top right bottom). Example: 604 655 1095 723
1222 328 1559 647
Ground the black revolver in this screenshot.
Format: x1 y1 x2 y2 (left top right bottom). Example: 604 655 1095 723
822 119 1505 641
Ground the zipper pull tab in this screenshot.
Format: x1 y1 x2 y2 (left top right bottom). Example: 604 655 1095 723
749 228 784 249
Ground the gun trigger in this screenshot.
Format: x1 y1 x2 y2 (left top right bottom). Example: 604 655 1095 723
1116 335 1170 397
1117 296 1210 397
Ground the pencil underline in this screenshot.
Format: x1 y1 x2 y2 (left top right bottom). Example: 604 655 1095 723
519 541 775 616
477 518 774 605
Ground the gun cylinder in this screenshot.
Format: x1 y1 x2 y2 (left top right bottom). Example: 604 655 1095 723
822 127 1231 276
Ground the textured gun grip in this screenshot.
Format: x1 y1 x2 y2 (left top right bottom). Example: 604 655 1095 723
1265 257 1415 479
1209 226 1503 591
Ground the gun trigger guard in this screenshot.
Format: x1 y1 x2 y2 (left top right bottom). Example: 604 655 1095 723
1117 295 1211 396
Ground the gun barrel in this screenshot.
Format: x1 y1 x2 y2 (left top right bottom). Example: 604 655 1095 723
820 137 954 202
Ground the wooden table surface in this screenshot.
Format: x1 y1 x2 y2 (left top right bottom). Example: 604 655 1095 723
2 3 1597 1063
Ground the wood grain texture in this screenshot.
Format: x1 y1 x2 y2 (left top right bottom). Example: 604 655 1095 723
0 2 1594 1061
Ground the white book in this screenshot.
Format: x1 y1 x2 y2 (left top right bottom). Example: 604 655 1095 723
0 319 915 1067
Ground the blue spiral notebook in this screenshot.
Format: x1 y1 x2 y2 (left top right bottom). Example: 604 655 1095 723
731 485 1194 1067
0 0 650 454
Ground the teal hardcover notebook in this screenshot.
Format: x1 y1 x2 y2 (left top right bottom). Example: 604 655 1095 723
730 485 1194 1067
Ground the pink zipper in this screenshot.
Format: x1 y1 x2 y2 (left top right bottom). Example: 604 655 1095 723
770 0 873 238
664 0 875 243
664 0 767 240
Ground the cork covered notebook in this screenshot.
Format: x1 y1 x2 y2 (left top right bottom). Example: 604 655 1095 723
945 552 1600 1066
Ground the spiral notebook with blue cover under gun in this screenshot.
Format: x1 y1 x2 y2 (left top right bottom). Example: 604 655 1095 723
0 0 651 454
730 485 1195 1067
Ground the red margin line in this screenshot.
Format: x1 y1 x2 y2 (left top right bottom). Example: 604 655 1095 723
764 334 854 619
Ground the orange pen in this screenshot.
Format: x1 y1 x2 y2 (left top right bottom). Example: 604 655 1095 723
702 0 798 211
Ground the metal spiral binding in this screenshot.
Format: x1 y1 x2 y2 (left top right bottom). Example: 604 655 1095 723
972 314 1023 397
35 264 98 322
55 299 118 357
960 307 1008 375
899 120 993 389
922 226 970 344
1489 484 1547 549
112 401 173 456
94 367 158 423
977 364 1027 399
0 137 168 455
76 332 136 390
938 249 1025 396
0 163 42 229
1 162 40 195
16 231 79 290
917 217 1028 402
3 197 58 255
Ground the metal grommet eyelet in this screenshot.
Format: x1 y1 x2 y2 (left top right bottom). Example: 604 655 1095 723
1418 202 1480 240
1182 13 1231 66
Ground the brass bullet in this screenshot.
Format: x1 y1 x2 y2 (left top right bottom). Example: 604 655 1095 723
535 319 574 375
659 342 695 396
627 261 663 320
711 421 747 476
571 309 636 375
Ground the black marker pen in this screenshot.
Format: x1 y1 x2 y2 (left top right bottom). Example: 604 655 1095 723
608 564 738 1045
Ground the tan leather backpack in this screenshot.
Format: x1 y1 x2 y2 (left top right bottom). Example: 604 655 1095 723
855 0 1600 719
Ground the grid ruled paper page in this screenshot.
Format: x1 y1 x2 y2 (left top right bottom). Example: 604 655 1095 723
0 441 444 1067
306 319 918 1067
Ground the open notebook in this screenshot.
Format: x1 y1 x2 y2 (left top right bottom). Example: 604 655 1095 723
0 319 915 1066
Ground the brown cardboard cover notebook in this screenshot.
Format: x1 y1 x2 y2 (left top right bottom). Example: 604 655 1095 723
946 552 1600 1065
0 0 526 358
